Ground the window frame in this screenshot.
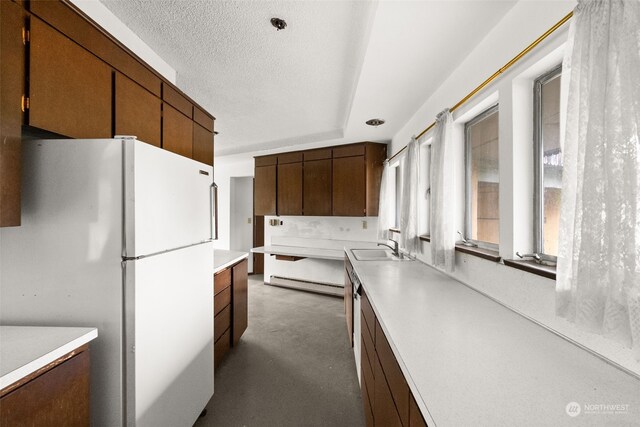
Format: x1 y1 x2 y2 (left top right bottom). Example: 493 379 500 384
464 103 500 250
533 64 562 258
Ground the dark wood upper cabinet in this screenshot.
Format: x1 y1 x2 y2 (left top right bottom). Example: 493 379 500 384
192 122 214 166
30 0 162 96
277 162 303 215
162 104 193 159
0 0 26 227
365 143 388 216
333 155 366 216
232 259 248 346
115 72 161 147
304 159 332 216
254 165 277 215
29 18 112 138
254 142 386 218
162 83 192 118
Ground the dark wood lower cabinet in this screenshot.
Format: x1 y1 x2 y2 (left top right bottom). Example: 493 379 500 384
0 347 90 427
232 259 248 346
214 258 249 369
359 289 429 427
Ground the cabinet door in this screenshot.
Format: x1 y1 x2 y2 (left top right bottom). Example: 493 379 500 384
193 122 213 166
333 156 365 216
0 350 90 426
277 162 302 215
29 18 111 138
114 72 161 147
0 0 25 227
409 394 428 427
232 259 248 345
254 165 276 215
304 159 332 216
374 355 403 427
162 104 193 158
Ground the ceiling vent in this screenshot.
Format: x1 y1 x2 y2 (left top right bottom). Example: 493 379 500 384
366 118 385 127
271 18 287 31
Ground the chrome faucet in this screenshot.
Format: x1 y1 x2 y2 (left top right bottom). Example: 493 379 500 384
377 238 399 257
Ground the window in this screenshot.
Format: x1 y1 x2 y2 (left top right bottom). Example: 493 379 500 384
534 65 562 257
465 105 500 248
394 162 403 228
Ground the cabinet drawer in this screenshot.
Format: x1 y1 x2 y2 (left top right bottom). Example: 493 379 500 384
361 291 376 345
214 268 232 295
214 305 231 342
375 319 409 427
333 143 365 158
214 328 231 369
214 287 231 316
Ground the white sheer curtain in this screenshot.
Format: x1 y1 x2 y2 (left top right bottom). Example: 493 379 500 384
429 109 456 272
556 0 640 358
377 161 393 241
399 138 419 254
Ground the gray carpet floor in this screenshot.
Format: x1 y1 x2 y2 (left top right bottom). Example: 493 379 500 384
194 275 365 427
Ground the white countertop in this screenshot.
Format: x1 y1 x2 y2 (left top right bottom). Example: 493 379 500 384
214 249 249 273
252 245 345 261
345 248 640 426
0 326 98 390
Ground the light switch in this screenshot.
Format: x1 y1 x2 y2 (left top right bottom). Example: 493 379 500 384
247 218 252 224
362 220 367 229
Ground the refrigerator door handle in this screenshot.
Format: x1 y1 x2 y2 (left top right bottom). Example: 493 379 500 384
210 182 218 241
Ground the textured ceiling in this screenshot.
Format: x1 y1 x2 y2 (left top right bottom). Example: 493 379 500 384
98 0 516 158
99 0 376 154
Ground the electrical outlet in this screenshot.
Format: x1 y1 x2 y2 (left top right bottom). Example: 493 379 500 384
362 220 367 229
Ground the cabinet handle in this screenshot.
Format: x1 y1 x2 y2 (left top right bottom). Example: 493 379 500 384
210 182 218 241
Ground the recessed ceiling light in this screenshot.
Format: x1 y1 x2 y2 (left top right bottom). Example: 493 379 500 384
366 118 385 127
271 18 287 31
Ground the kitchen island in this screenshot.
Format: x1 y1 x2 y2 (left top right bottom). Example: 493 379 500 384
0 326 98 425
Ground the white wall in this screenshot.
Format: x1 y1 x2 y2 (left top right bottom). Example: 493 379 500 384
213 158 254 252
390 0 640 375
68 0 177 83
230 177 254 272
264 216 379 286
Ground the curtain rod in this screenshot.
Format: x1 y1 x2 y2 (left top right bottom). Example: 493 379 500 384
387 10 574 163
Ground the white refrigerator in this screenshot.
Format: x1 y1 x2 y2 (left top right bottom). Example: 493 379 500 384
0 137 215 426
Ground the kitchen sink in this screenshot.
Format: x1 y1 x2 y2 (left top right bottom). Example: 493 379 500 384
351 248 410 261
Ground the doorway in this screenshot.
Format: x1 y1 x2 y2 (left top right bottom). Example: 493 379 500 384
230 177 254 273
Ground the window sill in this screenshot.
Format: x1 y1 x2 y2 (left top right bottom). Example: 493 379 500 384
503 259 556 281
454 244 501 262
419 235 430 242
389 228 400 234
